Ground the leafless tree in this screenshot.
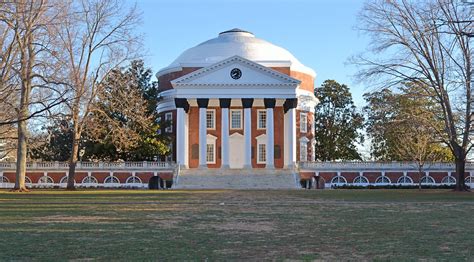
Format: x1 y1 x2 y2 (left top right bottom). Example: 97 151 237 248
355 0 472 191
0 0 68 191
55 0 142 189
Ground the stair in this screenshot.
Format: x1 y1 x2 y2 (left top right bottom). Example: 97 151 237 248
174 168 299 189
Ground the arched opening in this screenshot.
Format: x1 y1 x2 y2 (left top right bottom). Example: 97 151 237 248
353 176 369 185
397 175 413 185
441 176 456 185
331 176 347 186
375 176 391 185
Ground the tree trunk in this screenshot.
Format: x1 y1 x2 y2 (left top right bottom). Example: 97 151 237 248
13 118 28 192
12 60 31 192
66 132 80 190
454 156 468 191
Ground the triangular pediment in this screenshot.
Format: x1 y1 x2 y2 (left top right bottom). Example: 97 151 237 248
171 56 300 88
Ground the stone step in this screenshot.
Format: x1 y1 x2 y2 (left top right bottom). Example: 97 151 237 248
175 168 299 189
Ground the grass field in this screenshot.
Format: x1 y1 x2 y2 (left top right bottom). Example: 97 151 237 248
0 189 473 260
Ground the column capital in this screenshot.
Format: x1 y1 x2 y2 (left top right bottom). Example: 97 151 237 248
264 98 276 109
283 98 298 113
197 98 209 108
219 98 232 108
174 98 190 113
241 98 254 108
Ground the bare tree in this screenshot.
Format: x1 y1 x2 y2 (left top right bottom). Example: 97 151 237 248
55 0 141 189
0 0 67 191
355 0 472 191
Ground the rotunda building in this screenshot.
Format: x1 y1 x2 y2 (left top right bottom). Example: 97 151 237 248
157 29 318 169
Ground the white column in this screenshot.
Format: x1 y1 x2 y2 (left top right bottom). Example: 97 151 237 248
184 111 189 167
244 107 252 169
176 107 186 167
199 107 207 168
288 108 296 168
266 107 274 169
221 107 230 168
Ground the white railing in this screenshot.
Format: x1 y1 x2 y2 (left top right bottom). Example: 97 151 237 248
0 161 175 171
299 161 473 172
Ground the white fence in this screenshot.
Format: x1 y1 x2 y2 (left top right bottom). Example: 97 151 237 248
0 161 175 171
299 161 473 172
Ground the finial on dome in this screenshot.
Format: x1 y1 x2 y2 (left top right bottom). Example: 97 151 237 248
219 28 254 36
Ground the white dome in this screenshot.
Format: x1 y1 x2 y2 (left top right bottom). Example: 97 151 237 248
158 28 316 77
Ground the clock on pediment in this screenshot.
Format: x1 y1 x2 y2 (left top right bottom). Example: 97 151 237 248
230 68 242 79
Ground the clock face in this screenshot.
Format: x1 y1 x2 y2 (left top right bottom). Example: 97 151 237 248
230 68 242 79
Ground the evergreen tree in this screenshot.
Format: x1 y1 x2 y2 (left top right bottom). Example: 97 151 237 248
313 80 364 161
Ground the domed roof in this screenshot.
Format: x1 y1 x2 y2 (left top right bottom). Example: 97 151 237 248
157 28 315 77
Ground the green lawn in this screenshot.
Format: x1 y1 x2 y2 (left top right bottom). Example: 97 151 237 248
0 189 473 260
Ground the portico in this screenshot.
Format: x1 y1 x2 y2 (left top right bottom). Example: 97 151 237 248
175 97 297 169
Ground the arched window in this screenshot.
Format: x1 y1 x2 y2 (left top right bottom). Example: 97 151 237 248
104 176 120 185
81 176 98 187
25 176 32 186
420 176 436 184
441 176 456 185
59 176 76 187
397 175 413 184
465 176 474 185
38 176 54 184
375 176 391 184
126 176 142 184
331 176 347 185
353 176 369 185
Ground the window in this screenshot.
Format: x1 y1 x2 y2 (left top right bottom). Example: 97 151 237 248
165 113 172 133
257 110 266 129
257 143 266 164
300 142 308 162
420 176 435 184
126 176 142 184
81 176 98 184
300 113 307 133
397 175 413 184
331 176 347 185
104 176 120 184
353 176 369 185
38 176 54 184
206 143 215 163
375 176 391 184
231 109 242 129
441 176 456 185
206 109 215 129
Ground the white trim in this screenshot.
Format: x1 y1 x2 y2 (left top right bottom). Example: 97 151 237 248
257 109 266 130
230 109 243 130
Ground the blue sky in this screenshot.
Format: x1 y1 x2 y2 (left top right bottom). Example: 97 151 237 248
133 0 370 106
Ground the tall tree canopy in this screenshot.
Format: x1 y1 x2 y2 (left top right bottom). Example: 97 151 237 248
313 80 364 161
356 0 472 190
364 84 453 162
30 60 170 162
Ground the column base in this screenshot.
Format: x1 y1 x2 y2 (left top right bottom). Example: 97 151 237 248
198 165 208 169
220 164 230 169
178 164 189 169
